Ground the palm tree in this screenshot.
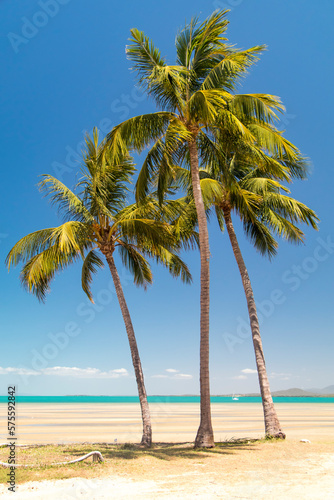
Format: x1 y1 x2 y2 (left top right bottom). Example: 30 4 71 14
103 10 287 447
6 129 193 447
195 138 319 437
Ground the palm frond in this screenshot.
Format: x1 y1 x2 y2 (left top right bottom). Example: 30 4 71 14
175 16 200 68
214 205 225 231
81 249 105 302
260 208 306 243
19 243 81 302
170 166 192 191
127 28 166 83
197 129 226 169
240 177 290 196
242 217 278 258
7 222 92 302
229 186 261 220
175 12 263 95
118 241 152 288
200 46 265 92
81 158 136 217
135 119 190 203
250 154 291 182
39 175 93 223
216 108 256 143
263 193 319 230
50 221 89 253
115 218 173 248
105 112 176 162
135 135 167 202
146 64 187 112
248 122 301 162
231 94 285 124
6 228 56 268
189 89 227 124
157 249 193 284
199 177 224 208
82 127 100 170
190 10 230 72
277 153 309 180
166 198 199 250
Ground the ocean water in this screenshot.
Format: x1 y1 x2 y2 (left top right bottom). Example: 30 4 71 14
0 395 333 403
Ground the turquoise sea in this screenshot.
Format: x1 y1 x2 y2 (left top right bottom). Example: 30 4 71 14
0 396 333 403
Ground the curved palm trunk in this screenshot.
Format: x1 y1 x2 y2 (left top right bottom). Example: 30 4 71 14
103 250 152 447
188 138 215 448
222 206 285 439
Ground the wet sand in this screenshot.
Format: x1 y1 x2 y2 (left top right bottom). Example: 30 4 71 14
1 402 333 444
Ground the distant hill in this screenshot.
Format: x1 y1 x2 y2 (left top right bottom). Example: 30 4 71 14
307 385 334 395
271 388 320 397
241 387 334 397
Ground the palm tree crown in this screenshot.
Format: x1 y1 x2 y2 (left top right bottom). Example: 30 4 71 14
6 129 191 301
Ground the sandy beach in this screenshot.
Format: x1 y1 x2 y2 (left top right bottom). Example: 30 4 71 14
1 402 332 444
0 403 333 498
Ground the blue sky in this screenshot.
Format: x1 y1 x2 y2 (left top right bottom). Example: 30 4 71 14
0 0 333 396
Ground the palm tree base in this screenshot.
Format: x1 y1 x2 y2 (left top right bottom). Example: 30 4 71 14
140 433 152 448
265 431 286 440
194 428 215 448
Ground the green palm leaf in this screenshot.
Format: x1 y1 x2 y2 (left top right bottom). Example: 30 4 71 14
231 94 285 124
6 228 56 268
127 28 166 81
50 221 89 253
20 244 81 302
118 241 153 288
105 112 176 161
200 46 265 92
39 175 93 223
242 216 278 257
81 249 104 302
189 89 227 124
154 248 192 284
115 218 173 248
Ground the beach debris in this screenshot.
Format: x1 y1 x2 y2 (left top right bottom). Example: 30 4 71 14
0 450 104 468
0 443 31 447
300 439 311 443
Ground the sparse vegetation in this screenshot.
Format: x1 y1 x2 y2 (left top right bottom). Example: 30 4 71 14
0 440 332 487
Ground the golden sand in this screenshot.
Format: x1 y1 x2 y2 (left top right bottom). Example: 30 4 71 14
1 402 332 444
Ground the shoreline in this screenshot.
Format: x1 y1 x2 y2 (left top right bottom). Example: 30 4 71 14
1 395 333 402
1 402 332 445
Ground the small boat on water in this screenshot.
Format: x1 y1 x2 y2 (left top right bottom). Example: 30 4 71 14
232 394 239 401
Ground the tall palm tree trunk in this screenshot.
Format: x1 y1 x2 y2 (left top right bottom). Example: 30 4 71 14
188 138 215 448
103 250 152 447
222 206 285 438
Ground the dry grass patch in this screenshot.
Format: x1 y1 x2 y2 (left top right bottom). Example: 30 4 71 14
0 439 332 486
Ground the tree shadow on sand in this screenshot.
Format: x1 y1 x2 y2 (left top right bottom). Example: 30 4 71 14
64 438 261 462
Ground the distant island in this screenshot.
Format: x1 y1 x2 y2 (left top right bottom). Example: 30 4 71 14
5 386 334 399
65 387 334 398
218 386 334 398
